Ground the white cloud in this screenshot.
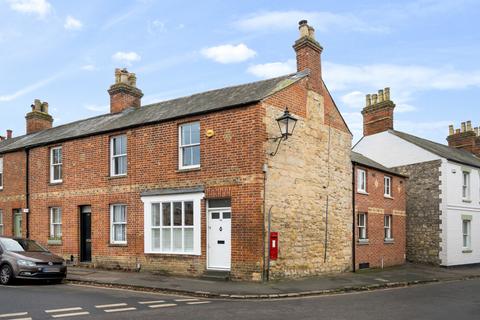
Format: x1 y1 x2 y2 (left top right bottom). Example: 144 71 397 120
201 44 256 64
81 64 95 71
148 19 166 34
234 10 387 33
340 91 364 109
0 73 62 102
247 59 296 78
85 104 109 112
64 15 83 30
6 0 52 19
112 51 141 66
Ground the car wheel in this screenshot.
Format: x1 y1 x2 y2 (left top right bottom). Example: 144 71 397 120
0 265 14 285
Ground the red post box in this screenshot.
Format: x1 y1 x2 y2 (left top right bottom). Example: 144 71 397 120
270 232 278 260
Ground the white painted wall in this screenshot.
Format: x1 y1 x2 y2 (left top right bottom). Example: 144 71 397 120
442 161 480 266
354 131 441 167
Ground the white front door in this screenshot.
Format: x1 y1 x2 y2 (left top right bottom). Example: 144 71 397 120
207 209 231 270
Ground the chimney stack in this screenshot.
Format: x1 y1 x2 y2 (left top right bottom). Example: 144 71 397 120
447 121 480 157
108 68 143 114
25 99 53 134
361 87 395 136
293 20 323 94
6 130 12 139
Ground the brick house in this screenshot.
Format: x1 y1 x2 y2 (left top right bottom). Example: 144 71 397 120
0 20 353 281
354 89 480 266
351 151 406 270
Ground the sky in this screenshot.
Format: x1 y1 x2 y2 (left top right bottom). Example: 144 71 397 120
0 0 479 144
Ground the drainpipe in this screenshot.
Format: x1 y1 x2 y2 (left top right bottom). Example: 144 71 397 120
25 148 30 239
352 163 356 272
262 163 267 282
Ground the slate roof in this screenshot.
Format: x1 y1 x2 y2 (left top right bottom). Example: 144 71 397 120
390 130 480 169
0 71 309 154
351 151 406 177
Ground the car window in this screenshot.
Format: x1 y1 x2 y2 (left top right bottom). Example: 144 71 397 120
0 238 25 252
17 239 48 252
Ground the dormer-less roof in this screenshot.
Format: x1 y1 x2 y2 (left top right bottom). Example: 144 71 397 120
0 71 309 154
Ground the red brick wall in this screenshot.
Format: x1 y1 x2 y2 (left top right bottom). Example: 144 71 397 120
354 164 406 269
0 151 27 237
362 103 395 136
109 91 141 113
446 131 480 158
26 115 53 134
1 103 267 280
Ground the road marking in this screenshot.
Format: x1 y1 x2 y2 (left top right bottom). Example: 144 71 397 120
174 298 199 302
103 307 137 313
45 307 83 313
50 312 90 318
0 312 28 318
375 278 389 282
95 303 128 309
148 303 177 309
8 318 32 320
138 300 165 304
186 301 211 305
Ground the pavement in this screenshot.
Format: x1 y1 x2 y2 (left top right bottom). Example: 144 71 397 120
66 263 480 299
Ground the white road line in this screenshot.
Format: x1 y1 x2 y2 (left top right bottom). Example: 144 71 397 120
138 300 165 304
186 301 211 305
148 303 177 309
0 312 28 318
9 318 32 320
50 311 90 318
45 307 83 313
174 298 199 302
95 303 128 309
103 307 137 313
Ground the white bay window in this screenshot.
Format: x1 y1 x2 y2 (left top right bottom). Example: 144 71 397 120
142 192 202 255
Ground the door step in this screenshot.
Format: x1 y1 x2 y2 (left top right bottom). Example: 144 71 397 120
201 270 230 281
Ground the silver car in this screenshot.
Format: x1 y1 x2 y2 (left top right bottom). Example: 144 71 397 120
0 237 67 285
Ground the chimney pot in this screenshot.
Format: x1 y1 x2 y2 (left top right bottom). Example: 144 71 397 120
449 125 454 136
466 121 472 131
366 94 371 107
26 99 53 134
6 130 12 139
384 87 390 101
372 94 378 104
378 90 384 102
461 122 466 132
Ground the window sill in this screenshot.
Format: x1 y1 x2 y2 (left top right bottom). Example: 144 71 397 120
384 239 395 244
177 167 201 173
49 181 63 186
109 243 128 247
357 191 369 195
108 175 128 180
462 249 472 253
357 239 369 245
384 195 394 199
462 199 472 203
47 239 62 245
145 251 201 256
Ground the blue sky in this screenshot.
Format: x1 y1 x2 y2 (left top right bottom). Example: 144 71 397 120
0 0 479 143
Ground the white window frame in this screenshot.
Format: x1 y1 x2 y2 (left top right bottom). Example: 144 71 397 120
357 169 367 193
462 219 471 250
462 171 470 200
142 192 203 255
179 122 200 170
358 213 367 240
110 135 127 177
50 146 63 183
110 204 127 245
384 215 393 240
49 207 62 239
384 176 392 197
0 209 3 236
0 157 3 190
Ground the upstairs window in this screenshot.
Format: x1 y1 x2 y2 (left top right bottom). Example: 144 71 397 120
49 207 62 239
384 176 392 197
179 122 200 169
0 157 3 190
357 169 367 193
50 147 63 183
358 213 367 240
111 135 127 176
384 215 393 240
462 171 470 200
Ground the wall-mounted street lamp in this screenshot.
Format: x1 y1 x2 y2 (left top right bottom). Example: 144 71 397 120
269 108 298 156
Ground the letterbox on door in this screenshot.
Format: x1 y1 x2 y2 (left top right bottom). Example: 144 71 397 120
270 232 278 260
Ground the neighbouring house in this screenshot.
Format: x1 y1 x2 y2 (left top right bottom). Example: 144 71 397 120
0 20 353 281
351 151 407 270
354 88 480 266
